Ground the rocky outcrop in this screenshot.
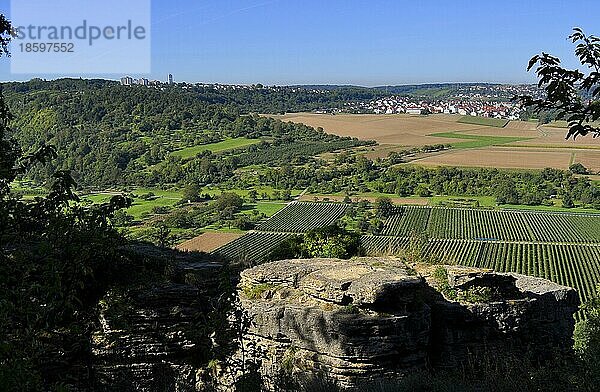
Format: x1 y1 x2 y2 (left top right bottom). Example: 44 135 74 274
91 246 224 392
236 258 579 389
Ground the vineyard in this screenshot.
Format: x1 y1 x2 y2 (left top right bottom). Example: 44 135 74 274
381 206 431 236
382 206 600 243
211 232 295 263
361 237 600 315
360 235 410 255
255 202 348 233
211 201 600 318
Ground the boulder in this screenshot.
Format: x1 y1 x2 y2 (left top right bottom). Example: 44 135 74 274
235 258 579 389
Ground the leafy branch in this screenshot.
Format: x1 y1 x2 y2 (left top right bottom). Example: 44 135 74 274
515 28 600 139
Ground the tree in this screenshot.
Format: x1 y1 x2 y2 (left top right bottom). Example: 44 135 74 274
182 183 202 202
234 215 253 230
495 178 520 205
574 285 600 374
375 197 394 217
570 163 589 175
152 223 174 248
415 183 432 197
281 189 292 201
215 192 243 212
269 226 361 260
517 28 600 139
0 16 139 388
247 189 258 203
112 209 134 226
562 193 576 208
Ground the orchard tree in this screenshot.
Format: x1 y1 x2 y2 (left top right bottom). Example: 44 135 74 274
182 183 202 202
375 197 394 217
517 28 600 139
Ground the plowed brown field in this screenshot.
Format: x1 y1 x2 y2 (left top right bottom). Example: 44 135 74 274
176 232 242 253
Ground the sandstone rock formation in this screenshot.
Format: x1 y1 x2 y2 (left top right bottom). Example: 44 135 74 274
236 258 579 389
91 246 224 392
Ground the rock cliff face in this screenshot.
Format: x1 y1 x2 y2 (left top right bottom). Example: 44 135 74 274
236 258 579 389
91 249 224 392
90 255 579 391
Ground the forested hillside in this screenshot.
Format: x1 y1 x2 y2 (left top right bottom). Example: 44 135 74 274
2 79 369 186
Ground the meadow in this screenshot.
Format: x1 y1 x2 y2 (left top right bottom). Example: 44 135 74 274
457 115 509 127
170 137 261 159
428 131 531 149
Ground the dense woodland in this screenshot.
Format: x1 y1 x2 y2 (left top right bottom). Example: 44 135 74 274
1 79 370 186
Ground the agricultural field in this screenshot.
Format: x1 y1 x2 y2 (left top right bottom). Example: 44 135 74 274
82 188 183 221
255 202 348 233
427 132 531 149
269 113 600 172
505 120 538 130
457 115 509 128
381 206 600 243
211 232 294 262
241 202 287 217
361 236 600 315
380 206 431 236
413 147 575 170
427 240 600 315
510 126 600 149
270 113 485 145
176 232 243 253
360 235 410 255
211 200 600 318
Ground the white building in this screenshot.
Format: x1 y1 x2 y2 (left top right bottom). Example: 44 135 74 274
120 76 133 86
406 107 423 115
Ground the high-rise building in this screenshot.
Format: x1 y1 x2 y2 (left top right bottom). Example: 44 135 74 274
120 76 134 86
168 74 174 85
138 78 149 86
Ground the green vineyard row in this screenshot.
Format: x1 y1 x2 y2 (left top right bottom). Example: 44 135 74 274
212 232 294 262
383 206 600 243
256 202 348 233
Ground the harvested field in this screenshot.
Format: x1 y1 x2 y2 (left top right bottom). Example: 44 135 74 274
413 147 573 170
269 113 600 171
574 151 600 172
269 113 486 145
512 126 600 148
457 116 508 127
176 232 243 253
505 120 538 131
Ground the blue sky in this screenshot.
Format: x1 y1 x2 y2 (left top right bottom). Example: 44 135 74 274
1 0 598 85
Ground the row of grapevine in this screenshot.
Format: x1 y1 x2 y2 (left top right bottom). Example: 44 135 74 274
472 242 600 320
382 206 600 243
424 239 485 266
525 212 600 242
360 236 410 255
381 206 431 236
256 202 348 233
427 208 531 241
212 232 294 262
